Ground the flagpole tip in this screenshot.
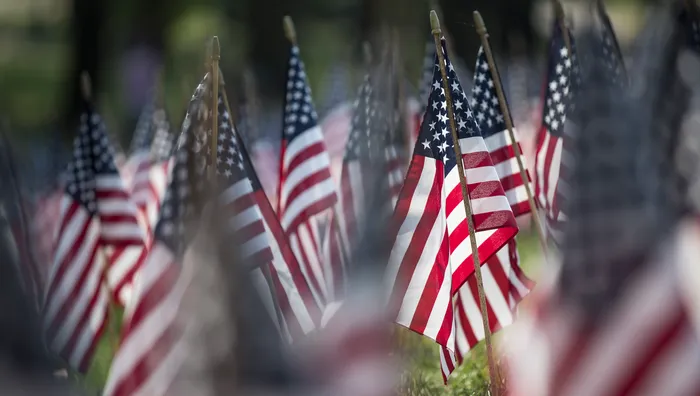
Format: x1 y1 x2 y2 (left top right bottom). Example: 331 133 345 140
211 36 220 61
429 10 441 34
473 11 487 36
283 16 297 45
80 71 91 101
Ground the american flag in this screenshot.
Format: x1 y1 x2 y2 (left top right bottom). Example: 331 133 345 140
127 101 174 237
385 38 517 352
544 8 626 244
43 107 145 372
106 103 174 307
439 50 535 379
104 75 211 396
277 44 338 306
216 86 322 339
470 47 531 217
534 23 579 241
337 75 374 253
323 73 381 299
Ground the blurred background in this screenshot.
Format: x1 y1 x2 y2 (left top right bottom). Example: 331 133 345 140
2 0 651 148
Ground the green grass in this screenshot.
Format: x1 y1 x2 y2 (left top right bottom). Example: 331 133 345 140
79 304 123 394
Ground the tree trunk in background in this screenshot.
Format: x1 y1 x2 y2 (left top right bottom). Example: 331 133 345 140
61 0 105 144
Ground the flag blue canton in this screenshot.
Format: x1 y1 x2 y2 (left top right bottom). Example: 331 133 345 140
414 39 482 176
149 108 174 162
154 76 209 255
282 46 319 142
470 47 507 138
344 74 374 162
64 109 120 215
215 90 263 191
543 24 580 138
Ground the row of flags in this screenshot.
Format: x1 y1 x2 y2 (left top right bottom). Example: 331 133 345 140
8 1 700 394
508 2 700 396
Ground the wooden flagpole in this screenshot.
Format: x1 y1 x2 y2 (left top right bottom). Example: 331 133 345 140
81 71 122 352
218 68 290 340
473 12 549 263
553 0 574 56
430 11 501 395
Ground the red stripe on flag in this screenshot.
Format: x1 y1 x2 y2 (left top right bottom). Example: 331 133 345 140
285 142 328 175
389 157 442 313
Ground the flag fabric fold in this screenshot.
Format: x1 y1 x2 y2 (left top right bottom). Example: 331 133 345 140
216 86 322 339
534 23 579 242
43 107 146 372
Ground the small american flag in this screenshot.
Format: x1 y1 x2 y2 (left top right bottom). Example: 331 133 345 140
548 6 627 244
337 75 375 254
385 38 517 352
277 44 338 306
320 76 375 301
104 75 211 396
470 47 531 217
111 103 174 307
438 46 536 379
215 86 322 339
43 107 145 372
127 103 174 237
439 49 535 379
534 23 580 242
